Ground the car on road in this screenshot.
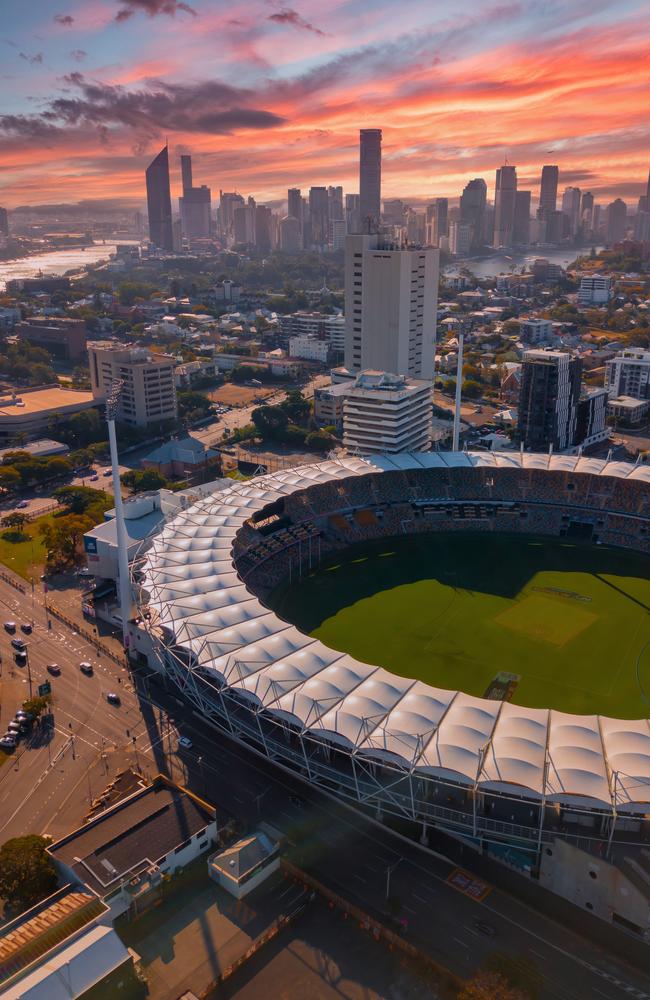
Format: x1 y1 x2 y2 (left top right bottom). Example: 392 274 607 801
89 474 99 482
102 469 112 478
177 736 193 750
15 500 29 509
4 621 16 633
15 651 27 666
79 661 94 676
47 663 61 675
106 692 121 706
0 735 17 751
11 638 26 651
21 623 32 634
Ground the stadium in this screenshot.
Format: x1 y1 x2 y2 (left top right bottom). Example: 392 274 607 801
136 451 650 873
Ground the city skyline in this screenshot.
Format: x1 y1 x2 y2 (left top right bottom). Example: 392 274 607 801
1 1 649 209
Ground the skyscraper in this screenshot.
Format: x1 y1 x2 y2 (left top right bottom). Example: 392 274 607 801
426 199 448 246
328 185 344 222
178 154 211 239
459 178 487 247
180 154 193 194
561 187 582 237
145 146 173 251
605 198 627 244
359 128 382 233
580 191 594 234
539 165 559 215
308 186 329 248
345 193 360 234
279 216 301 253
638 169 650 214
288 188 302 224
344 233 439 379
255 205 272 254
493 165 517 248
514 190 531 245
219 192 245 244
0 207 8 237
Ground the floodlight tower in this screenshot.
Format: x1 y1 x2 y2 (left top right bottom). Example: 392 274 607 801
452 332 464 452
106 380 133 649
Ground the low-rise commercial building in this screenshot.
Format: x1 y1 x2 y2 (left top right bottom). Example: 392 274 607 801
343 370 432 455
48 776 218 921
280 311 345 354
520 318 553 344
88 341 177 427
0 386 96 443
208 832 279 900
16 317 87 360
607 395 650 425
313 381 350 433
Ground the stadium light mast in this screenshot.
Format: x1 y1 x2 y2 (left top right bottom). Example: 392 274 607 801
106 380 133 650
452 332 464 452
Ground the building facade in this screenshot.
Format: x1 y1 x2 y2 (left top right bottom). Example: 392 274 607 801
88 341 177 426
343 370 432 455
359 129 382 233
518 350 581 451
16 317 87 360
344 233 439 380
493 165 518 248
145 146 173 251
578 274 613 305
605 348 650 400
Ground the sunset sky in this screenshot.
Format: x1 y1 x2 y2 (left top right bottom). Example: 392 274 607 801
1 0 649 210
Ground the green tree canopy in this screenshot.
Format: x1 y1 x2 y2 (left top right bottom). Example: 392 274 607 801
0 835 58 910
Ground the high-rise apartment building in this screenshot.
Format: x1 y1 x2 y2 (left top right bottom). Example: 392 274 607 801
0 207 8 237
514 190 531 245
344 233 439 380
605 198 627 244
518 350 581 451
539 165 559 215
178 154 211 239
359 129 382 233
219 192 245 244
343 371 432 455
493 165 517 247
580 191 594 233
605 349 650 400
328 186 344 221
145 146 173 251
448 221 472 255
459 179 487 247
561 187 582 237
88 341 177 427
308 187 329 248
638 170 650 213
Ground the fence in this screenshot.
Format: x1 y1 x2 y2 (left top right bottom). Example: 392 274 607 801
280 859 463 997
46 603 127 666
0 569 26 594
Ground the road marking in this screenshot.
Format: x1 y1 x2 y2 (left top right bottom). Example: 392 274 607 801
412 892 429 904
453 937 469 949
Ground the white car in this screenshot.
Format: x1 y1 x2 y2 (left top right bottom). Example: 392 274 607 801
177 736 193 750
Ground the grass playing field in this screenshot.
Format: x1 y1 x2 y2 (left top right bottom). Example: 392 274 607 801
269 533 650 719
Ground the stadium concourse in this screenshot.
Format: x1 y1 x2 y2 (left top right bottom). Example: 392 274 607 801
136 451 650 870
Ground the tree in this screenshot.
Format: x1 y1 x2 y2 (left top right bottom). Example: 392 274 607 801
484 953 542 999
22 695 51 719
120 469 168 493
459 971 527 1000
280 389 310 424
462 379 483 399
1 511 26 530
251 404 289 439
0 466 20 491
0 835 58 910
40 513 93 566
305 430 337 452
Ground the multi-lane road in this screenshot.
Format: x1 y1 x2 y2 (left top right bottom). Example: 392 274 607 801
0 575 648 999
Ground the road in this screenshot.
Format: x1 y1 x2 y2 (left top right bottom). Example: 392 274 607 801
0 576 648 999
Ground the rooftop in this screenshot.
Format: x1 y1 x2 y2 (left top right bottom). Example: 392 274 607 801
0 387 95 418
49 778 215 898
209 832 277 884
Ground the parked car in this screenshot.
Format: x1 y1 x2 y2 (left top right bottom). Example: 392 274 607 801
16 500 29 509
47 663 61 675
16 710 33 723
177 736 193 750
15 651 27 667
4 621 16 633
11 638 26 651
102 469 112 478
7 721 22 735
89 474 99 482
106 692 121 706
0 735 17 751
21 623 32 634
79 662 94 676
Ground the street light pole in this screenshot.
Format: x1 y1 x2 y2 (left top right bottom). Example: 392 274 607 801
105 380 133 650
25 646 33 699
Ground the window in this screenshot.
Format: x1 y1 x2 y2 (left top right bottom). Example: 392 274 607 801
174 838 191 853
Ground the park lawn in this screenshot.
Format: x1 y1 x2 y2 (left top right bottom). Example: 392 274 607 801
0 513 53 581
270 533 650 719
